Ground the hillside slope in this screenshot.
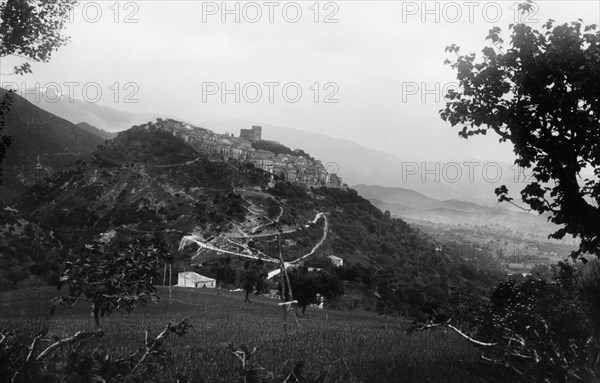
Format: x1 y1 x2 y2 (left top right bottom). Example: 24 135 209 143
3 121 503 310
0 89 104 204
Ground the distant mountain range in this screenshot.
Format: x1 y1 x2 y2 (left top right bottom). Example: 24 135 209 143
16 88 164 133
352 184 558 236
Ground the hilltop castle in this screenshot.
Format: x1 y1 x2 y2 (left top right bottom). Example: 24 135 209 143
239 125 262 142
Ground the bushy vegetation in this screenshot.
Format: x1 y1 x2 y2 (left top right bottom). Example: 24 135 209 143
251 141 313 160
96 125 198 166
286 266 344 314
2 127 278 290
417 261 600 382
52 238 163 328
0 210 63 289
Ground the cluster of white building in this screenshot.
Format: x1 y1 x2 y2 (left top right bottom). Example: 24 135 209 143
146 119 344 188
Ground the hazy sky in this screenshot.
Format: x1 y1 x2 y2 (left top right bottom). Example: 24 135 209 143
2 0 598 162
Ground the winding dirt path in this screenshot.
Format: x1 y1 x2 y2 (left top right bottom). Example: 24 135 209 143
178 211 329 274
178 185 329 278
267 213 329 279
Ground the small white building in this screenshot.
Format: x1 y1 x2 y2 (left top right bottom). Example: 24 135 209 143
328 255 344 267
177 272 216 288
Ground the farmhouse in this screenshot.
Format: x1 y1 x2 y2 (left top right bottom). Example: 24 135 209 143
328 255 344 267
177 272 216 288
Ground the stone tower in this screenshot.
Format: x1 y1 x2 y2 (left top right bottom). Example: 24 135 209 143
240 125 262 142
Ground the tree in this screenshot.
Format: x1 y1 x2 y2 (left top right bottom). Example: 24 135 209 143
440 2 600 260
0 0 76 183
240 261 266 303
53 238 162 328
213 259 237 287
287 267 344 314
423 7 600 379
242 262 258 303
1 0 76 75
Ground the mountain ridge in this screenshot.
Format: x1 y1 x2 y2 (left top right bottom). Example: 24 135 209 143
1 119 504 315
0 88 105 204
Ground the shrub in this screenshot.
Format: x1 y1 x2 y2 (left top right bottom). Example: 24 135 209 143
420 262 600 382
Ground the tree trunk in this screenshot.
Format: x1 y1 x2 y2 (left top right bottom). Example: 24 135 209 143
92 303 101 328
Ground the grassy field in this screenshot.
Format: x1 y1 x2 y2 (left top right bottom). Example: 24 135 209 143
0 287 514 382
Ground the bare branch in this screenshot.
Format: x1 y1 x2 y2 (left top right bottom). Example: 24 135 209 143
25 335 42 363
503 199 532 212
0 333 7 347
417 321 498 347
128 321 186 376
36 330 104 361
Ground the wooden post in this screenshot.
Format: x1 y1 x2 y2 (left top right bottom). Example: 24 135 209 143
278 235 287 334
282 265 300 331
169 263 172 304
163 263 167 286
277 234 300 334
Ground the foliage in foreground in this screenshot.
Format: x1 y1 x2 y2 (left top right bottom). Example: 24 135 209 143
417 261 600 382
0 323 365 383
440 3 600 260
286 267 345 314
52 238 163 328
0 319 193 383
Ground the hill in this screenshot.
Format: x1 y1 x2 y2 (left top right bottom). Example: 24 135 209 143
24 99 566 211
353 184 578 273
353 184 557 232
0 88 104 204
353 184 440 211
2 120 504 314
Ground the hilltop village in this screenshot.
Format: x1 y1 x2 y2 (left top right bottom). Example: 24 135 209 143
144 118 345 189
